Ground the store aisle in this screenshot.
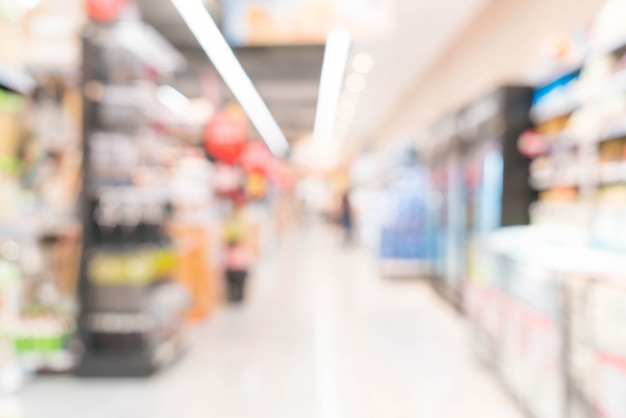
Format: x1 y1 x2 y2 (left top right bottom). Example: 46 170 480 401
16 225 521 418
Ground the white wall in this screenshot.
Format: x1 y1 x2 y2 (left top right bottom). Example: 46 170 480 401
374 0 607 143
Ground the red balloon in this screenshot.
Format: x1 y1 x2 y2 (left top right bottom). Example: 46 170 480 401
268 158 295 190
205 113 247 165
239 141 273 175
86 0 127 22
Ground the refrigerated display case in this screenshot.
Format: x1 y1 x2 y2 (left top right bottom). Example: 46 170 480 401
457 86 535 240
567 269 626 418
465 228 567 418
426 116 464 305
428 86 535 308
466 225 626 418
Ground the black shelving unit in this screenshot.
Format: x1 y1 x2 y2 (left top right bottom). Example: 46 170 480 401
0 63 34 96
77 20 187 377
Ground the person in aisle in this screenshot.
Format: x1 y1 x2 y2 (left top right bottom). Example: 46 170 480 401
340 188 355 246
223 198 253 304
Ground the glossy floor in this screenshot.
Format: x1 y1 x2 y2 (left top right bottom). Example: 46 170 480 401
15 225 522 418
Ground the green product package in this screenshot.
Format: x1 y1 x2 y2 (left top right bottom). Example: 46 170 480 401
0 90 24 114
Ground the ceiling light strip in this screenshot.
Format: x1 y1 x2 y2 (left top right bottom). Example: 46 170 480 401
313 27 351 146
170 0 289 157
157 85 190 115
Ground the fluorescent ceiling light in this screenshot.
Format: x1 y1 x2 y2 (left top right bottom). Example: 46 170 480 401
333 120 351 141
341 91 360 105
171 0 289 157
337 101 356 120
313 27 351 146
157 85 191 115
20 0 40 9
189 98 215 125
114 23 185 75
352 53 373 74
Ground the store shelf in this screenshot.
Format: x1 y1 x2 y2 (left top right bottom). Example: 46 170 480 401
532 162 626 190
0 217 80 240
0 363 30 396
597 162 626 184
0 64 34 96
598 118 626 143
19 350 76 374
533 62 626 126
534 35 626 89
530 173 582 190
589 35 626 60
530 201 593 225
533 61 584 90
107 23 185 76
77 21 189 378
76 329 185 377
530 97 577 125
578 69 626 106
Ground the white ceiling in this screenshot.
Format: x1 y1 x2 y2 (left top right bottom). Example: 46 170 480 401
345 0 489 147
138 0 489 152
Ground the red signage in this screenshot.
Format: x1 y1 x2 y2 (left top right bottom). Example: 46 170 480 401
204 112 247 165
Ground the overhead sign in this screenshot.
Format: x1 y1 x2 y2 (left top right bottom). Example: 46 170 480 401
223 0 393 46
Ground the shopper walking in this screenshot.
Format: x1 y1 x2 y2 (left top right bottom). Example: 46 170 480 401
340 189 354 245
223 201 252 303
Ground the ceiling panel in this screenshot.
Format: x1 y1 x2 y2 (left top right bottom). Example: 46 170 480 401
137 0 490 150
137 0 323 142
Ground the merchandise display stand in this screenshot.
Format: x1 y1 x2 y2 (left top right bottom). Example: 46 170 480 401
377 147 432 279
76 20 188 377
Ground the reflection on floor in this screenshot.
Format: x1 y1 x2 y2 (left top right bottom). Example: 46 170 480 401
16 225 522 418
